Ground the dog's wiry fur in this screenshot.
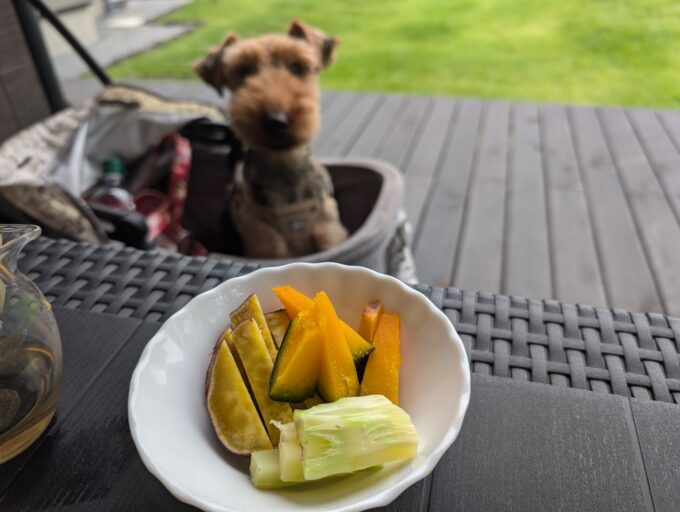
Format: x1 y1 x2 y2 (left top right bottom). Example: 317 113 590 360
194 20 347 258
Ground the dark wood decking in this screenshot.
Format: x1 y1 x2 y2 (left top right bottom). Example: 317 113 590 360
314 92 680 316
63 80 680 316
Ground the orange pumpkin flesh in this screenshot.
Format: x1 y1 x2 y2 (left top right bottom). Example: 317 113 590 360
272 285 311 318
359 312 401 405
272 286 374 361
358 301 384 342
269 305 323 402
315 291 360 402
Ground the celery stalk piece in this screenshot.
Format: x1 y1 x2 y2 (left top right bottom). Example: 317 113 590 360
276 422 305 482
294 394 419 481
250 449 293 489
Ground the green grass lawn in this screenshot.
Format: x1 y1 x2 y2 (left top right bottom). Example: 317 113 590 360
108 0 680 108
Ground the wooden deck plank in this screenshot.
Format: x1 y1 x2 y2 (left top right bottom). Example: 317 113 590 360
320 90 340 111
655 109 680 162
568 106 662 313
629 109 680 229
414 99 483 288
378 96 432 168
313 92 371 152
599 107 680 316
540 104 607 307
343 94 407 157
452 101 509 294
503 103 552 299
315 93 383 156
402 98 457 231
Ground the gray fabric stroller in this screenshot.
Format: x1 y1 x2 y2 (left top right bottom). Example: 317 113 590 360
0 0 417 282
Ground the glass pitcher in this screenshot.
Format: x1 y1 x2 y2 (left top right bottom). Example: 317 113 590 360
0 225 62 464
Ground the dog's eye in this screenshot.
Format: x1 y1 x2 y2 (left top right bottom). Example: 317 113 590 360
288 61 306 77
237 64 257 80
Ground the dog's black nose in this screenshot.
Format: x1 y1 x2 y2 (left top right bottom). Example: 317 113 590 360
265 110 289 133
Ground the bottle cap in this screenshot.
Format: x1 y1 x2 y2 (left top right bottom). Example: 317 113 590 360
103 156 125 175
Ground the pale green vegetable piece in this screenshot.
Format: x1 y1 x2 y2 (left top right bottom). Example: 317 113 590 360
294 394 419 481
250 449 292 489
276 422 305 482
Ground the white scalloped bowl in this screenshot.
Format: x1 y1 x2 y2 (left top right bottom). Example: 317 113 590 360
129 263 470 512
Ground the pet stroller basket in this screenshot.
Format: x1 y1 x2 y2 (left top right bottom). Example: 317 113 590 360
218 158 417 282
0 0 417 281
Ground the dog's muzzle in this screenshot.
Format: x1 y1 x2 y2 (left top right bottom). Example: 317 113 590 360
264 110 289 134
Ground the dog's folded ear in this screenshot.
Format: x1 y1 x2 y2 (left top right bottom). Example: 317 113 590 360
194 34 239 96
288 20 339 70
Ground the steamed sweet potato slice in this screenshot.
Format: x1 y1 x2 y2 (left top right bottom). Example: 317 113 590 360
232 318 293 445
231 294 278 362
264 309 291 348
205 335 272 454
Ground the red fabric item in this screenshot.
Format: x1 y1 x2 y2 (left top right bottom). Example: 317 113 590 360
134 133 208 256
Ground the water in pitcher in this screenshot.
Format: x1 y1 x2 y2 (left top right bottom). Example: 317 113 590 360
0 334 60 462
0 224 63 464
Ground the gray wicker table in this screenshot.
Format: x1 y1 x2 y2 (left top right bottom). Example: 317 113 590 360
3 237 680 511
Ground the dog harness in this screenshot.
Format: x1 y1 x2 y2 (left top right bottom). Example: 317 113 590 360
231 155 334 256
248 190 325 255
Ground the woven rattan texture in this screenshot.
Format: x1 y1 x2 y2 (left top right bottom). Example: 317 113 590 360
19 237 680 404
413 285 680 404
19 237 259 323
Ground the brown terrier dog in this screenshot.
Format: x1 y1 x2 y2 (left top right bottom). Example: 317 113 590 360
194 20 348 258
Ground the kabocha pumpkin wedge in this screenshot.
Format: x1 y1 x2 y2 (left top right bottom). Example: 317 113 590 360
205 335 272 454
342 323 376 360
264 309 291 348
301 394 323 409
290 394 325 410
270 304 323 402
232 318 293 445
231 294 278 361
358 301 384 342
272 285 374 360
272 285 311 318
360 312 401 405
355 301 384 380
315 291 360 402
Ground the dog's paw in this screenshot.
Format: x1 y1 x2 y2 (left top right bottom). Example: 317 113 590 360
312 222 348 252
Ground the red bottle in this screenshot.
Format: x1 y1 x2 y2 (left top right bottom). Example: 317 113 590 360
87 157 135 211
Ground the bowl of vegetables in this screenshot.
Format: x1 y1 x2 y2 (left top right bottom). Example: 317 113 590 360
128 263 470 512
